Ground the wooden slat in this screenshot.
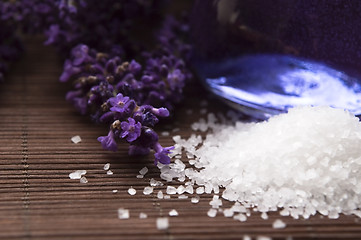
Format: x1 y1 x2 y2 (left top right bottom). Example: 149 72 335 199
0 36 360 240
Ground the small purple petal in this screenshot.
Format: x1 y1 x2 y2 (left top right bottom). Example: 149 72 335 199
97 130 117 151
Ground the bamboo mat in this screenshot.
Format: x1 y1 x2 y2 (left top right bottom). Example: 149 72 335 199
1 36 361 240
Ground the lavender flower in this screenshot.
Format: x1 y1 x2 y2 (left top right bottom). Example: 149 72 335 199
97 130 118 152
120 118 142 142
154 144 175 165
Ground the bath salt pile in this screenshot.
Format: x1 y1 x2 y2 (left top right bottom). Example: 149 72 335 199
164 106 361 219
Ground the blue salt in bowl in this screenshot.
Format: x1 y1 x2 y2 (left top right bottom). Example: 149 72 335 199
190 0 361 119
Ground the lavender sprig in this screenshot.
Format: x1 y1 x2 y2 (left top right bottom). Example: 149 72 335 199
61 14 192 164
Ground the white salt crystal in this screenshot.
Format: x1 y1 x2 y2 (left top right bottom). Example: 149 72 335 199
166 186 177 195
207 208 217 218
128 187 136 195
172 128 180 132
79 176 88 184
200 108 208 115
69 170 86 179
233 213 247 222
112 189 118 193
150 178 164 187
139 167 148 175
106 170 113 175
71 135 81 144
169 209 179 216
136 174 144 179
178 194 188 199
223 208 234 217
185 185 194 194
272 219 286 229
177 185 185 194
261 212 268 220
157 190 164 199
196 187 205 194
143 186 153 195
210 195 222 208
118 208 129 219
103 163 110 170
189 160 196 165
161 131 170 136
156 217 169 230
139 212 148 219
163 195 171 199
257 236 272 240
243 235 251 240
191 196 200 203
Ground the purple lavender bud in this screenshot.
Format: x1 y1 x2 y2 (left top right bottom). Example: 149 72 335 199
60 59 81 82
141 112 159 127
71 44 91 66
154 144 174 165
151 107 169 117
141 75 153 83
65 89 82 101
120 118 142 142
128 60 141 74
97 130 117 152
72 97 88 115
99 111 115 123
105 59 117 73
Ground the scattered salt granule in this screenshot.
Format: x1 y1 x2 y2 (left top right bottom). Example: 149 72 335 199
118 208 129 219
103 163 110 170
150 178 164 187
163 195 171 199
257 236 272 240
128 187 136 195
207 208 217 218
136 174 144 179
261 212 269 220
171 106 361 220
166 186 177 195
200 108 208 115
161 131 170 136
233 213 247 222
106 170 113 175
169 209 179 216
139 212 148 219
196 187 205 194
223 208 234 218
209 195 222 209
243 235 251 240
191 196 200 204
139 166 148 175
112 189 118 193
69 170 86 179
156 217 169 230
79 176 88 184
143 186 153 195
157 190 164 199
178 194 188 199
273 219 286 229
71 135 81 144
